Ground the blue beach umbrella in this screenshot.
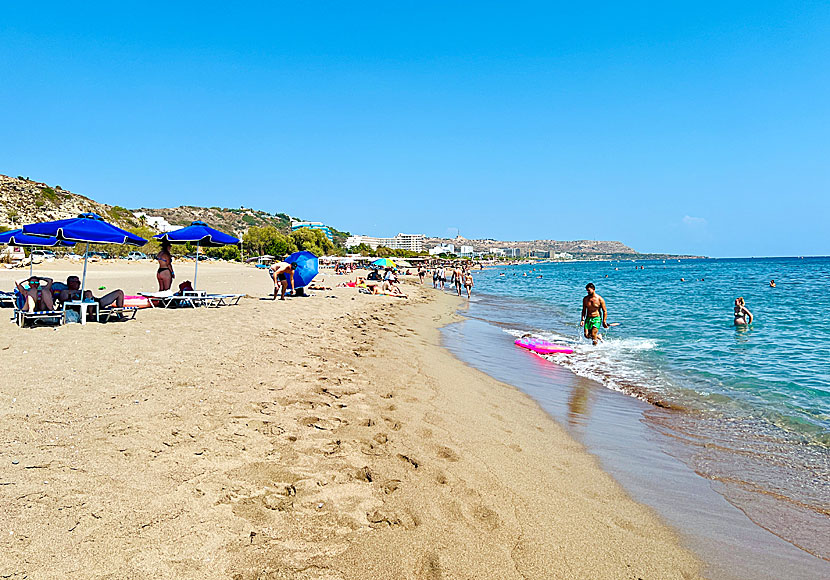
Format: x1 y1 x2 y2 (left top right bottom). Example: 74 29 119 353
154 221 240 290
285 250 318 289
23 212 147 304
0 229 76 276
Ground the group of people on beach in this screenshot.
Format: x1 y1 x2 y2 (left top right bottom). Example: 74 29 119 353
427 265 475 298
15 275 125 314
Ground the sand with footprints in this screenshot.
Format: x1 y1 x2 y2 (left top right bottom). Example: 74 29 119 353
0 261 700 578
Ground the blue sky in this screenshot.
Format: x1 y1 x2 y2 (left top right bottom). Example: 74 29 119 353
1 2 828 257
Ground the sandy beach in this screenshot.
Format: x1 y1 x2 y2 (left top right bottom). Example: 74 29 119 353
0 260 701 579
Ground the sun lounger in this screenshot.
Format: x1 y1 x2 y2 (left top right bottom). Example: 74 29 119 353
10 290 64 326
138 290 206 308
0 291 15 308
205 293 243 307
138 290 175 307
98 306 139 322
15 308 65 326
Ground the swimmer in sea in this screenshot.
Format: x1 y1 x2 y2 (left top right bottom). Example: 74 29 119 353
580 282 609 345
734 297 753 326
770 280 776 288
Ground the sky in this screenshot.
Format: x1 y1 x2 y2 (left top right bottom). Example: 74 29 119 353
1 2 828 257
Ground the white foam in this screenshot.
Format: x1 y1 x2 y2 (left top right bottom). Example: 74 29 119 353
503 327 668 402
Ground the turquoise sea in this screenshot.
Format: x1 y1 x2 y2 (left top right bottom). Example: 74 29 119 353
457 257 829 560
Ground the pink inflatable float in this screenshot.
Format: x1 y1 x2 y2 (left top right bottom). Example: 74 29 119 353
514 337 573 355
124 295 152 309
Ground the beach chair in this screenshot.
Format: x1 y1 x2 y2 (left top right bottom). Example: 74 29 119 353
98 306 139 323
12 291 64 327
138 290 175 308
0 291 15 308
138 290 206 308
205 293 244 307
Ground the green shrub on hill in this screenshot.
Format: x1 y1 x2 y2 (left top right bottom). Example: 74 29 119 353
38 186 60 204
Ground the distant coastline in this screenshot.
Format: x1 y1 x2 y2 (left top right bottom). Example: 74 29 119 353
1 174 701 260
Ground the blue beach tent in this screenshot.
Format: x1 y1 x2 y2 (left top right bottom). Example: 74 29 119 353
284 250 318 289
23 212 147 307
153 221 240 290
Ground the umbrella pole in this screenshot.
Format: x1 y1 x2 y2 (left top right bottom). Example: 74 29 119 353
194 244 200 290
80 242 90 325
29 250 33 277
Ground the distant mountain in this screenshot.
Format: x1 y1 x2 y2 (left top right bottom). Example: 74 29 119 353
0 174 349 244
425 236 703 260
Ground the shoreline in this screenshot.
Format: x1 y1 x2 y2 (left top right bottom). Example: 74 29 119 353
441 314 830 579
0 261 701 578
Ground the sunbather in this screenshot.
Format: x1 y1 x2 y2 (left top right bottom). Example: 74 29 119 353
382 280 407 298
59 276 125 309
15 276 56 312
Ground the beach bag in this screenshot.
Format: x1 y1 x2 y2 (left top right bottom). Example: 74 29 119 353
65 310 81 323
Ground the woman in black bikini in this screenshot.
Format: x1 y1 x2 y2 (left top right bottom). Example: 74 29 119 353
156 241 174 291
734 297 753 326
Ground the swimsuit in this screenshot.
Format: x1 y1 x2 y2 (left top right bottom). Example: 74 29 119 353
584 316 602 331
157 267 171 274
277 272 288 282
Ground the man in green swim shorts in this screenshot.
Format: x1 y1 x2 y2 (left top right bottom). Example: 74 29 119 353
580 282 609 345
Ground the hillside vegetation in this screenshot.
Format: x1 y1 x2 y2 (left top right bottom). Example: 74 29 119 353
0 174 349 245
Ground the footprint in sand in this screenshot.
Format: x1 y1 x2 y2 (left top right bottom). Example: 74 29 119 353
397 453 420 469
471 504 500 531
436 446 459 462
299 416 344 431
415 553 443 580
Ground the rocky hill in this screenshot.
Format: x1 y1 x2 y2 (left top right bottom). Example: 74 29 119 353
0 174 139 230
0 175 348 243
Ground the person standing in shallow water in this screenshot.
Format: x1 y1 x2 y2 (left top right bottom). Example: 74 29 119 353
156 241 174 291
734 297 753 325
581 282 609 345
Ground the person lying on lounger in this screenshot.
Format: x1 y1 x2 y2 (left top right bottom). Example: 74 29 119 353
58 276 125 309
15 276 56 312
382 280 407 298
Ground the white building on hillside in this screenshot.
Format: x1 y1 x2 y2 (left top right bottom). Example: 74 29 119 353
428 243 455 256
345 233 425 252
459 245 474 257
133 212 177 232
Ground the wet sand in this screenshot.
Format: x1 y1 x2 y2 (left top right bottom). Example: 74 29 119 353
0 261 700 578
443 316 830 580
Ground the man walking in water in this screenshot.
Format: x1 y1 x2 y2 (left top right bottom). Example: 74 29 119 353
580 282 609 345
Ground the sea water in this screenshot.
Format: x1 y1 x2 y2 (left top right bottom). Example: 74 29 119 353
455 257 829 561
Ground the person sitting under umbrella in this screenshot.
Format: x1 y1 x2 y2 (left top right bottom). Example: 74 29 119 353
15 276 56 312
269 261 297 300
58 275 125 309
